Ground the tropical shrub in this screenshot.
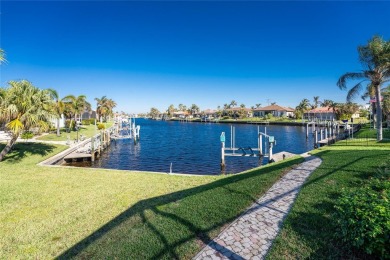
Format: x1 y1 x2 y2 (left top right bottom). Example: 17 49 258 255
334 162 390 258
97 123 105 130
21 131 34 140
81 119 90 126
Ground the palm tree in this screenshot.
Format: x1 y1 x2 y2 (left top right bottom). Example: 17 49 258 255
47 89 65 136
312 96 320 109
255 103 261 108
63 95 91 129
0 80 55 161
337 36 390 141
167 104 175 117
95 96 108 122
190 104 200 115
321 99 334 108
230 100 237 108
295 98 311 120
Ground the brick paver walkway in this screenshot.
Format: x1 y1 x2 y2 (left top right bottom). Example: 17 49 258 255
194 154 322 260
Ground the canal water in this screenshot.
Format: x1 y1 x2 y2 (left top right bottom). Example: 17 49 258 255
77 119 315 175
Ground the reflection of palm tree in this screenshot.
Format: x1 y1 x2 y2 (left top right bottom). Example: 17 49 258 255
0 80 55 161
337 36 390 141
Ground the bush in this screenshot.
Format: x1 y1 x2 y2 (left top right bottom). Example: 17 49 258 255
97 123 106 130
89 118 96 125
222 116 230 120
81 119 90 126
21 131 34 140
334 163 390 258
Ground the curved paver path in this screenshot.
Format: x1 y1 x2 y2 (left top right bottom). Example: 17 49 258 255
194 154 322 260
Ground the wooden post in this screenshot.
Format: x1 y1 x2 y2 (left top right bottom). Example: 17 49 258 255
306 123 309 138
91 137 95 162
269 142 273 162
259 134 263 156
221 141 225 170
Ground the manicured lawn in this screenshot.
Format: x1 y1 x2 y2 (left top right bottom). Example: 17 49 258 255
36 122 112 141
0 142 303 259
354 124 390 139
267 138 390 258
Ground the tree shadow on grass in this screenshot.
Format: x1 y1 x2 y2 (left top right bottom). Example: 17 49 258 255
56 158 304 259
268 149 389 259
1 143 55 163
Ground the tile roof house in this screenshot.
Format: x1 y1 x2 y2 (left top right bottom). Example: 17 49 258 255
304 106 360 121
253 105 295 118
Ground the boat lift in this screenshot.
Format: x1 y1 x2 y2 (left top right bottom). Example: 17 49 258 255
220 126 276 170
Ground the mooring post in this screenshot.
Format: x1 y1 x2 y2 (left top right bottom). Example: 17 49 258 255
320 129 323 140
91 136 95 162
259 134 263 156
325 128 328 139
220 132 226 171
269 142 273 161
314 130 318 147
306 123 309 138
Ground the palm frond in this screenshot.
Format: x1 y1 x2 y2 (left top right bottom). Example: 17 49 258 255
346 81 365 102
337 72 366 90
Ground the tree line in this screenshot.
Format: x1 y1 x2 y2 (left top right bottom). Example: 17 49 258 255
0 49 117 161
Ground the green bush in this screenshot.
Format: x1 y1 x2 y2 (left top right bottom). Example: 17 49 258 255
89 118 96 125
81 119 90 126
334 163 390 258
21 131 34 140
97 123 106 130
222 116 230 120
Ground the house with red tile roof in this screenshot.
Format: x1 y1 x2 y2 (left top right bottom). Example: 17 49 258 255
253 105 294 118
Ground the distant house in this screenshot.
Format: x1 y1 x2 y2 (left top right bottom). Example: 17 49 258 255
173 111 189 119
253 105 294 118
225 107 253 118
304 107 336 121
304 106 360 121
202 109 218 119
81 110 97 120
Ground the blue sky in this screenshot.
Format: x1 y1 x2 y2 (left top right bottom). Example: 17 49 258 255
1 1 390 113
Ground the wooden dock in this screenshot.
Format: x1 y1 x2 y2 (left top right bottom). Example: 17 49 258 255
64 152 92 162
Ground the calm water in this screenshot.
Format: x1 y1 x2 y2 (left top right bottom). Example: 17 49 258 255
72 119 314 175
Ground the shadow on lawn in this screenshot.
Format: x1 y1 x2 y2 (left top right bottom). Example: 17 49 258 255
56 158 304 259
268 149 389 259
1 143 55 163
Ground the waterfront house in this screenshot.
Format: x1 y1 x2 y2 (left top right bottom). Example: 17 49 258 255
224 107 253 118
173 111 189 119
253 105 294 118
202 109 218 119
304 106 360 121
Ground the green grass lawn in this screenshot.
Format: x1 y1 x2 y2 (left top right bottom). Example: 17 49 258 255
354 123 390 139
267 138 390 259
36 122 112 141
0 142 303 259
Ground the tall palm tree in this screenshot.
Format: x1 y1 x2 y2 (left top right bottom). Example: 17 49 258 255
230 100 237 108
255 103 261 108
312 96 320 109
63 95 91 129
321 99 334 108
0 80 55 161
0 49 6 64
337 36 390 140
47 89 65 136
95 96 108 122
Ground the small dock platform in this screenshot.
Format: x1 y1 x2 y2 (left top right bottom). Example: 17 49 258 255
318 136 337 146
64 152 92 162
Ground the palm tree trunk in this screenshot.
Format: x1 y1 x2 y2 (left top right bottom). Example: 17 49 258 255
0 134 18 162
56 118 60 137
375 84 383 141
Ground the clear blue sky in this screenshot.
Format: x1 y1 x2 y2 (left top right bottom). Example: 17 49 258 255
1 1 390 113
